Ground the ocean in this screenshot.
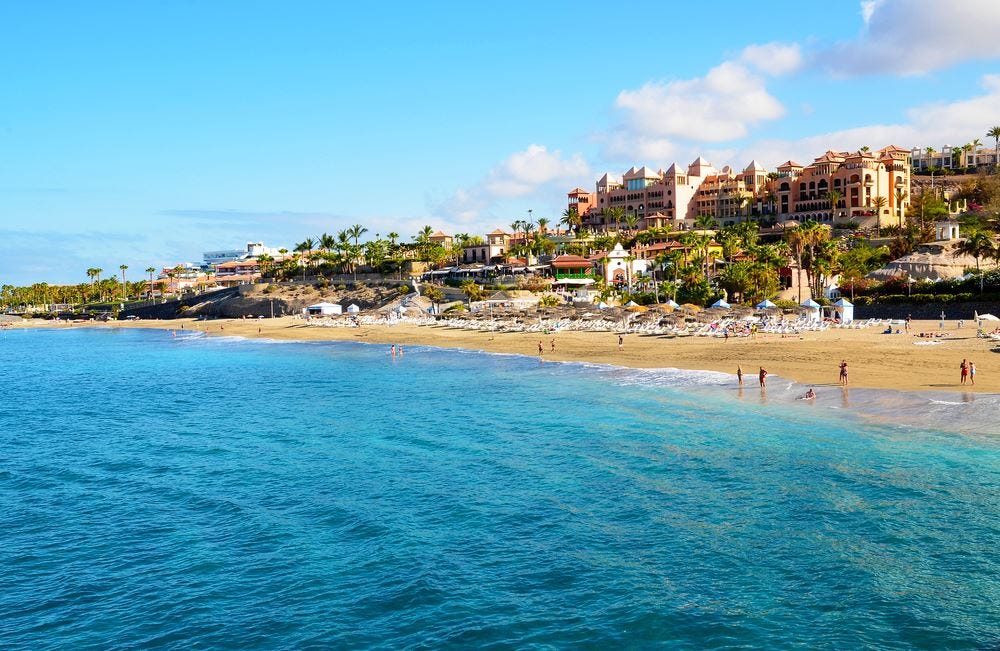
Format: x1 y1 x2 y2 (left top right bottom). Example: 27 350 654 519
1 327 998 649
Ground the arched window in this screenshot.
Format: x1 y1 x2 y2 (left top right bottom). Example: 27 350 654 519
780 182 790 191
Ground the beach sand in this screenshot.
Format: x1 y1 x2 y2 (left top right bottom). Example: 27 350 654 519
15 316 1000 394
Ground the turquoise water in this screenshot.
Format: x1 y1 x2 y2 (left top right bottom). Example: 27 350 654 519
1 327 998 649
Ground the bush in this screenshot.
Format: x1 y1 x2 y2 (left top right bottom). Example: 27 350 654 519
773 299 799 309
397 285 411 296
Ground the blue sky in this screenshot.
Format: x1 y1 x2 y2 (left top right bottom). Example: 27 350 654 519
3 0 1000 285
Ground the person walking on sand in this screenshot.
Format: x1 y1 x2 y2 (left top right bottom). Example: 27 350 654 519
970 361 977 385
538 340 544 356
905 314 911 332
758 367 767 388
737 365 744 386
550 339 555 352
960 358 968 385
618 334 624 352
839 359 849 385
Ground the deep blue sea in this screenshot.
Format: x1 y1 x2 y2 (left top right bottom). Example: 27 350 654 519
1 327 998 650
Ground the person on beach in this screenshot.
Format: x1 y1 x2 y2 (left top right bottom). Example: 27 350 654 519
390 345 396 356
960 358 968 384
618 334 624 352
550 339 555 352
970 361 976 385
799 388 816 400
538 341 544 356
758 367 767 388
905 314 911 332
737 365 744 386
839 360 849 385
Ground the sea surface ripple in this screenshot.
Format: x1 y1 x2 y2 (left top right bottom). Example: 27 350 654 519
1 327 998 649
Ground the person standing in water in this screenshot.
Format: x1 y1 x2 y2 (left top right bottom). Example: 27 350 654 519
736 365 744 386
839 360 849 385
758 367 767 388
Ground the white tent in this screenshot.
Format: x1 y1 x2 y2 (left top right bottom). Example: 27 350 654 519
665 299 680 308
711 299 731 309
596 301 609 310
755 299 777 309
346 303 361 313
800 298 821 321
306 302 341 316
624 300 639 307
978 313 1000 321
832 298 854 323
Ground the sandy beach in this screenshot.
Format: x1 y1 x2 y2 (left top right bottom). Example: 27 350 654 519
13 316 1000 394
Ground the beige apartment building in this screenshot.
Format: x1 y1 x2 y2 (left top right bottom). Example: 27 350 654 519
570 145 911 232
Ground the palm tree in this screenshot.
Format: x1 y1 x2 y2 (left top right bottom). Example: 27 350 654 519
894 189 909 227
989 126 1000 168
387 232 399 247
537 217 550 234
605 206 625 233
92 267 103 301
623 213 640 234
827 189 843 224
119 265 128 301
145 267 157 299
970 138 982 168
693 213 716 231
955 225 996 294
319 233 337 254
871 196 888 237
785 226 806 303
348 224 368 247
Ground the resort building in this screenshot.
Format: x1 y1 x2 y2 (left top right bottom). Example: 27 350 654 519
460 229 510 264
570 145 912 232
911 145 1000 171
202 241 286 268
429 231 453 247
771 146 911 229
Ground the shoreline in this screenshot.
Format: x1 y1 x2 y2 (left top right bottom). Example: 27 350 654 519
10 315 1000 396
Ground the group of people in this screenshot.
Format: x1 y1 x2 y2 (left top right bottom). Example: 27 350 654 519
960 358 977 385
734 359 850 400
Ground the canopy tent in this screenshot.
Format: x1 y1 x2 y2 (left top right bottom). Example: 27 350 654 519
346 304 361 313
665 299 680 308
711 299 731 309
832 298 854 323
624 300 639 307
800 298 821 321
596 301 609 310
755 299 777 309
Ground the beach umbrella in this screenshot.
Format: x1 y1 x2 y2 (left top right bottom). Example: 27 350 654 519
800 298 821 308
755 299 777 309
665 299 680 308
979 313 1000 321
711 299 731 309
596 301 609 310
624 300 639 307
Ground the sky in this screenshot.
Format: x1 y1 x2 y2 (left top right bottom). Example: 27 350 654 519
2 0 1000 285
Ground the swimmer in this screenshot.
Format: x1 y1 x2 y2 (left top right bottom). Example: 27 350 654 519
799 388 816 400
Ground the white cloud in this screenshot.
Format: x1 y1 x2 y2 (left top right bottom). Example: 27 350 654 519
429 145 590 228
740 42 803 76
615 61 785 144
482 145 589 198
822 0 1000 75
730 74 1000 168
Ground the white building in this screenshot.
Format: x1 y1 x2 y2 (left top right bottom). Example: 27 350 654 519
203 241 286 267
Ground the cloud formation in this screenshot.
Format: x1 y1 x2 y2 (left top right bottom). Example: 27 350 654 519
432 144 590 226
603 42 800 162
732 74 1000 168
822 0 1000 75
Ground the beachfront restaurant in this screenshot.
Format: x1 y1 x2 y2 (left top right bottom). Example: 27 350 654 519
306 302 342 316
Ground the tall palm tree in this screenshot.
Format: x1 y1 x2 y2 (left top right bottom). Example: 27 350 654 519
536 217 550 234
785 226 806 303
894 189 909 227
970 138 982 167
318 233 337 254
605 207 625 234
693 213 716 231
387 232 399 247
348 224 368 247
989 126 1000 168
827 189 843 224
119 265 128 301
871 196 888 237
145 267 157 299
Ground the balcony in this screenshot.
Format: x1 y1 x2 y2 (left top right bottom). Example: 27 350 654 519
554 272 593 279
